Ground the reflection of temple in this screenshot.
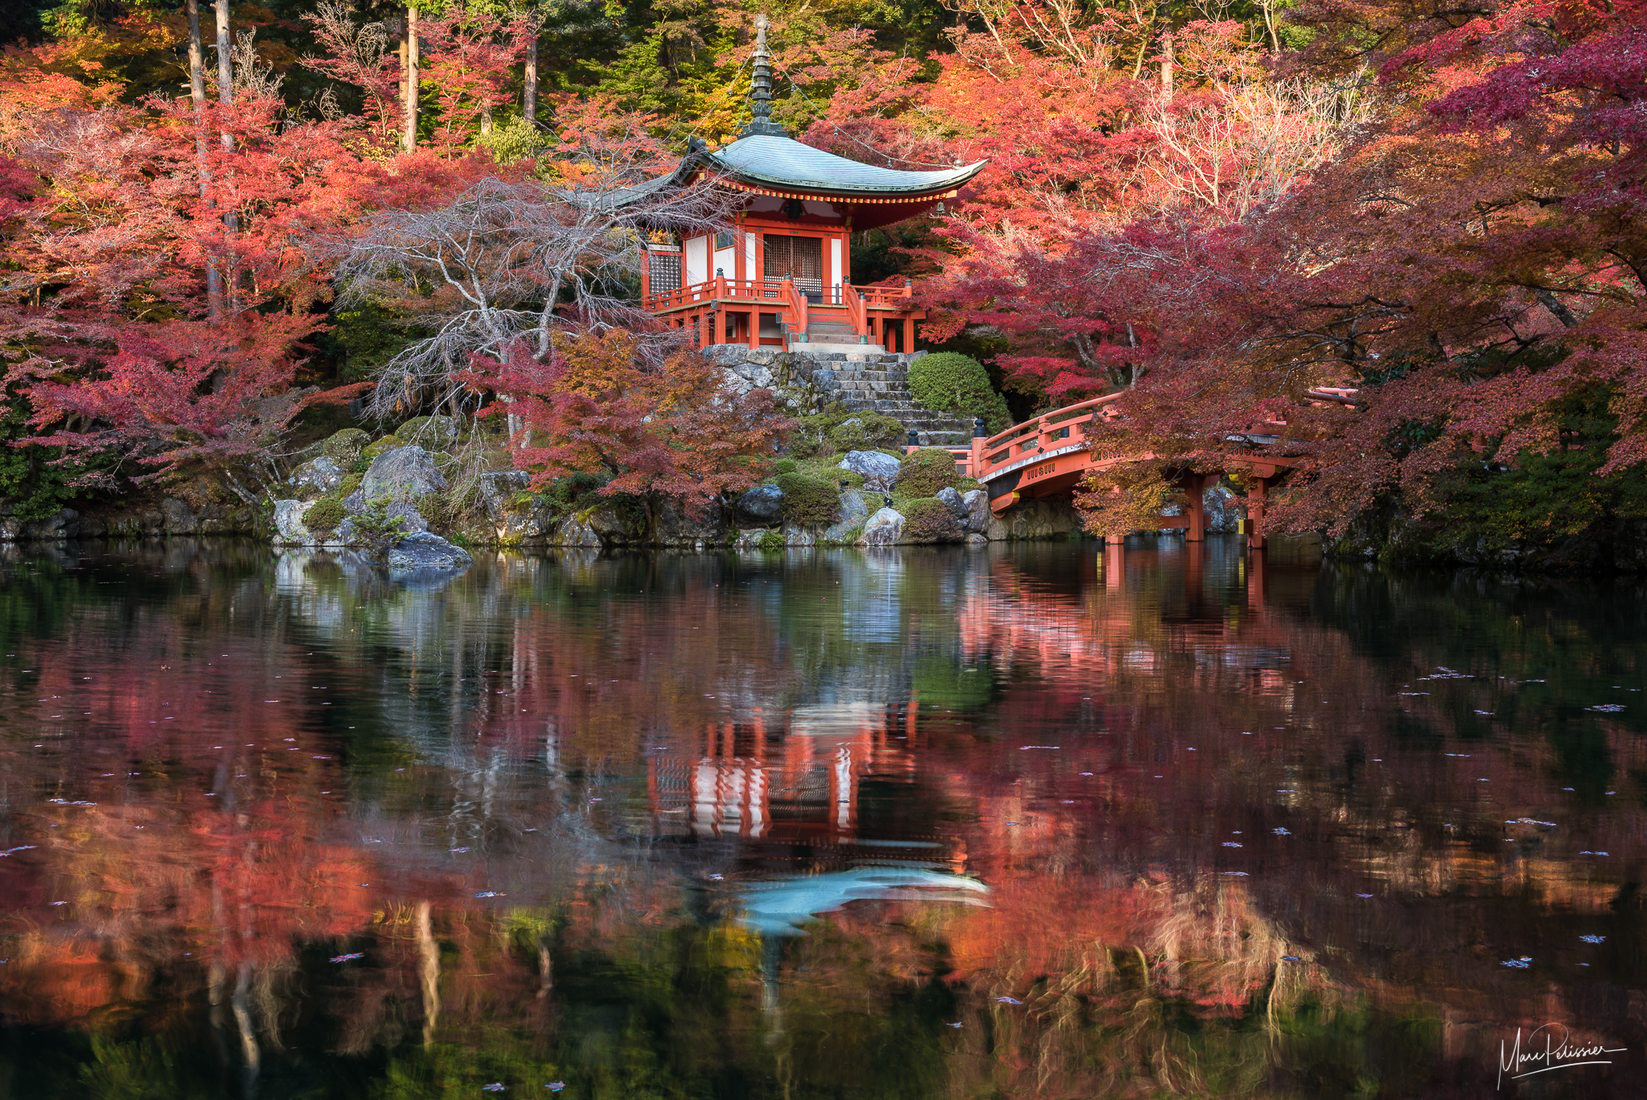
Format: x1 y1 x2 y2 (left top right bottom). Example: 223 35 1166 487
648 702 957 863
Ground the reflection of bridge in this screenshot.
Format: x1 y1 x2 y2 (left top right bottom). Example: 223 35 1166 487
932 393 1335 550
647 703 961 865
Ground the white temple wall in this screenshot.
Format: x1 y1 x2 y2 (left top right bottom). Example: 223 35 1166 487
713 246 737 278
830 237 844 286
683 234 710 285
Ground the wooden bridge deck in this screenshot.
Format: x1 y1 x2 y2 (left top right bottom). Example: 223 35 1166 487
921 392 1329 550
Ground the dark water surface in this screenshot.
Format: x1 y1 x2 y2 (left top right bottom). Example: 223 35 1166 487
2 538 1646 1098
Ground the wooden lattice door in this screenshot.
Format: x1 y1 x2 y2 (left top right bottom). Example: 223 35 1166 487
763 234 822 295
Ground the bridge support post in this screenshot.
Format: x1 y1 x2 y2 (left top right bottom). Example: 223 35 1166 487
1185 474 1206 542
1102 539 1125 591
1247 476 1267 551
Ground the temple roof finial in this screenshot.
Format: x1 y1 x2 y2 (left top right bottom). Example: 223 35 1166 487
742 13 787 138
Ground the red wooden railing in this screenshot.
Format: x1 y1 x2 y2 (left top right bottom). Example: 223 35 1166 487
842 282 868 334
779 277 808 335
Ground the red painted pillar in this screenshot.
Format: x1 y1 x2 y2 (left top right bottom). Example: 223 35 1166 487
712 307 726 345
902 316 915 352
1103 540 1125 591
1185 474 1206 543
748 310 760 350
1247 476 1267 551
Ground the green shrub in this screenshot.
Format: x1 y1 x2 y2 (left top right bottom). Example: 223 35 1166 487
900 497 963 543
827 411 906 454
776 470 842 528
896 448 963 498
756 529 786 552
304 494 348 534
321 428 370 468
907 352 1011 432
774 457 799 475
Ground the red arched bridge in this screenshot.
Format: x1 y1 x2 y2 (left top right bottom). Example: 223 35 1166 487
919 390 1353 550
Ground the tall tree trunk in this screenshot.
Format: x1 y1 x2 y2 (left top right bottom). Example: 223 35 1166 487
213 0 239 310
402 4 420 153
523 25 537 125
186 0 223 318
1160 33 1174 103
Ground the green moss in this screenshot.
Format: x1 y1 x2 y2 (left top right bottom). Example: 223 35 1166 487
907 352 1011 432
337 474 363 498
304 494 348 535
896 448 963 498
900 497 963 543
774 457 799 475
789 407 905 458
776 470 842 528
361 437 398 464
826 411 905 454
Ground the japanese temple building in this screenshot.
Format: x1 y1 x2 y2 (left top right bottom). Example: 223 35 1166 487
634 16 985 353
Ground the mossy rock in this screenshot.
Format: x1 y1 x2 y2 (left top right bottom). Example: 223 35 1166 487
321 428 370 468
776 470 842 528
361 437 399 464
826 411 905 454
896 448 963 498
337 473 363 498
900 496 963 543
394 414 460 447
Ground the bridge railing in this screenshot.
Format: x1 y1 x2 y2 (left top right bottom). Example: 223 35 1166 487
948 393 1125 480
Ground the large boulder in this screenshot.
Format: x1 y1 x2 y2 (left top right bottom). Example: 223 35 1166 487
935 487 965 515
859 506 905 547
273 499 316 546
586 502 648 548
735 485 785 527
959 489 991 534
551 515 600 547
361 445 447 502
321 428 370 468
386 530 472 574
288 455 345 496
394 414 461 448
1204 484 1243 533
477 470 530 521
159 497 200 535
823 489 871 542
838 450 901 493
655 497 728 549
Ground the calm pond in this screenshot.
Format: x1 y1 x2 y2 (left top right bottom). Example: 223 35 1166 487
1 538 1645 1098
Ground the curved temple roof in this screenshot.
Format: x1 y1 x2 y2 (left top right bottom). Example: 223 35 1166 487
708 134 985 198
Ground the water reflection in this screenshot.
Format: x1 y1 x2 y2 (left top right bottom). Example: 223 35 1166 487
1 538 1645 1096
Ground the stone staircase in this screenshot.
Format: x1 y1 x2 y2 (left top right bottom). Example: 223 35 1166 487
801 350 976 448
705 344 980 448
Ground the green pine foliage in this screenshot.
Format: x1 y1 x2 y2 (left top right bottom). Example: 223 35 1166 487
907 352 1011 433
